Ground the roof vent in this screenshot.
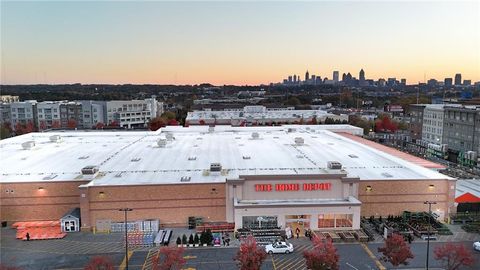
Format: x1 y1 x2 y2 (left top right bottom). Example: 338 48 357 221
251 132 260 139
327 161 342 170
157 138 167 148
78 155 90 160
188 156 197 161
21 141 35 150
287 128 296 133
381 172 393 178
210 163 222 172
294 137 304 146
208 126 215 133
81 165 99 175
242 156 251 160
131 157 141 162
49 135 61 143
165 133 174 141
180 176 191 182
348 154 359 158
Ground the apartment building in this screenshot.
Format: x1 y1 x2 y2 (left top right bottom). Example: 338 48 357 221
443 105 480 154
408 104 426 142
422 104 445 144
78 101 106 128
105 97 163 128
36 102 61 129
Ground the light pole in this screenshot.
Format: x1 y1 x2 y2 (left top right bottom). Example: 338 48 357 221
424 201 436 270
119 208 133 270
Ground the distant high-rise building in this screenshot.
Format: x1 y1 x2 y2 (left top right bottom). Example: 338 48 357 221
305 71 309 82
311 74 315 81
359 69 365 82
378 78 386 87
455 73 462 86
315 76 322 84
427 79 438 87
444 78 453 87
342 73 347 82
293 75 297 83
333 71 339 83
288 76 293 83
401 78 407 85
464 80 471 86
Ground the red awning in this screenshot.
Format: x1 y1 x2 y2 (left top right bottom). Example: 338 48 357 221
455 192 480 203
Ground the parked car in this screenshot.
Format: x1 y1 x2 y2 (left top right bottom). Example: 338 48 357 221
265 241 294 254
473 241 480 251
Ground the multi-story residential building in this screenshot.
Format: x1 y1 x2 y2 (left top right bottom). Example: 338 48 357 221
0 95 19 103
0 103 11 125
60 102 83 128
422 104 445 144
36 101 61 130
105 97 163 128
442 105 479 154
9 100 37 128
78 100 106 128
408 104 426 142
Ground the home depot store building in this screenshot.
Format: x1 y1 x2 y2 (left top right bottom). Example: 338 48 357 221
0 125 456 232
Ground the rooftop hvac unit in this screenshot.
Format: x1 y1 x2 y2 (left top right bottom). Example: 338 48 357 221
81 166 99 175
208 126 215 133
165 133 174 141
287 128 296 133
157 138 167 148
21 141 35 150
251 132 260 139
294 137 304 146
327 161 342 170
210 163 222 172
49 135 61 143
180 176 191 182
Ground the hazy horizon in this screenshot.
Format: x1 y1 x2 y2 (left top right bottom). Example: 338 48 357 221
1 1 479 85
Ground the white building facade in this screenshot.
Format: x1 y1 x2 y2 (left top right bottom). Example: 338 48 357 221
422 104 445 144
105 97 163 128
36 101 61 129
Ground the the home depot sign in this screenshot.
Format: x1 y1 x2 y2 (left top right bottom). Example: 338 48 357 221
255 183 332 192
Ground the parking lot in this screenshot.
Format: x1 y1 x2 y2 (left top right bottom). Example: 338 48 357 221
2 226 480 270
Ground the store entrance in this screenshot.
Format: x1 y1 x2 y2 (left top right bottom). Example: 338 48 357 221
285 215 311 238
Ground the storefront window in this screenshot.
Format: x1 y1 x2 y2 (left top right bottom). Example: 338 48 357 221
318 214 353 228
335 214 353 228
242 216 278 229
318 214 335 228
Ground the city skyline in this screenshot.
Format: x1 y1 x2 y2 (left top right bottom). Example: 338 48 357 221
1 1 479 85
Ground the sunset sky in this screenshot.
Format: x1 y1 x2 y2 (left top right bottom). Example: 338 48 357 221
1 1 479 85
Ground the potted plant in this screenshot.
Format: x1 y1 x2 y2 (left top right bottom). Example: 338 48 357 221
188 234 194 247
200 231 207 246
176 237 182 247
206 229 213 246
182 234 188 247
194 234 200 247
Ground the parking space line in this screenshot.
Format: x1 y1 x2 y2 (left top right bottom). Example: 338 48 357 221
271 254 277 270
360 243 386 270
118 250 134 270
288 257 305 270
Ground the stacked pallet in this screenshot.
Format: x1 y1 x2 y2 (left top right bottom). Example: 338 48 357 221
12 221 66 241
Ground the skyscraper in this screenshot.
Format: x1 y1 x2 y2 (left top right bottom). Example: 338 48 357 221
444 78 453 87
333 71 339 83
342 73 347 82
455 73 462 86
293 75 297 83
359 69 365 81
305 70 309 82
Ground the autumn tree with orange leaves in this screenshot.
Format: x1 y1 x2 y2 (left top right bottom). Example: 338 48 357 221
151 246 186 270
378 233 414 266
303 236 339 270
84 255 114 270
434 243 474 270
235 235 267 270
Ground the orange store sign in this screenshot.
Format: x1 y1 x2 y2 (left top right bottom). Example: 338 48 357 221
255 183 331 192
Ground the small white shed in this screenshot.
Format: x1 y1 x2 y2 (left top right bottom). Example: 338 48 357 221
61 208 81 232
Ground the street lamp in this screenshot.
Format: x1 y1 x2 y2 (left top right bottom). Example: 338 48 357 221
424 201 437 270
119 208 133 270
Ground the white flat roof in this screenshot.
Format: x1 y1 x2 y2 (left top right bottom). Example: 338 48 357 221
186 109 335 121
0 125 452 186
